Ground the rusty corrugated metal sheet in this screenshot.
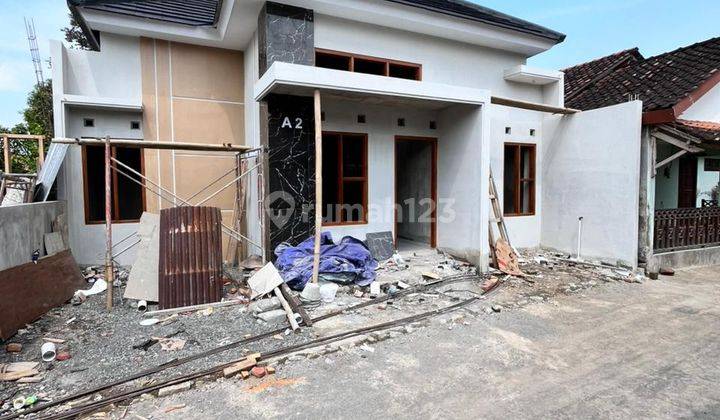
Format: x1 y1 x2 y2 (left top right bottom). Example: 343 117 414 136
159 206 223 309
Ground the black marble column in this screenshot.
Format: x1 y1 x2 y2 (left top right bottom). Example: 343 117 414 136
257 2 317 257
265 94 315 253
258 1 315 76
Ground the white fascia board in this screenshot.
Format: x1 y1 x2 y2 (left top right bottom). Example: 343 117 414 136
503 65 563 85
62 94 143 111
254 62 490 106
281 0 557 56
81 0 235 48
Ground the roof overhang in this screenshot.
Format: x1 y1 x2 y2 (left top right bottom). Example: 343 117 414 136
254 62 490 109
62 94 143 112
503 65 563 86
642 69 720 125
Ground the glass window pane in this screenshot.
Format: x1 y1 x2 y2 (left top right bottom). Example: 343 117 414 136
521 146 533 179
341 181 365 222
342 135 364 177
503 145 518 214
521 181 534 214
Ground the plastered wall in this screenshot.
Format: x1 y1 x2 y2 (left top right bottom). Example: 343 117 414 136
541 101 643 266
139 38 245 252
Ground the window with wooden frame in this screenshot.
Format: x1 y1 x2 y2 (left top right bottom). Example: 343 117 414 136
322 132 368 225
82 145 146 224
503 143 536 216
315 49 422 81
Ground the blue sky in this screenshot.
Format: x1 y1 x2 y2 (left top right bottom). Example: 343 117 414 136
0 0 719 128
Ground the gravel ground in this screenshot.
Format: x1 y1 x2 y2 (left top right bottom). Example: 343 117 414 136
0 248 639 417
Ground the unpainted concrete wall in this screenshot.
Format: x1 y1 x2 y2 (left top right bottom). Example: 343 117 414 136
541 101 643 267
0 201 67 271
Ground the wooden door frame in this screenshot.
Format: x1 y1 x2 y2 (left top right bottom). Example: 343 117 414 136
394 136 438 248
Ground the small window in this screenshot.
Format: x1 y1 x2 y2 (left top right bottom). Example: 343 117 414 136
315 49 421 81
83 145 145 224
505 127 511 135
503 143 536 216
397 118 405 127
322 132 368 225
429 121 437 130
130 121 141 130
705 158 720 172
530 129 536 137
357 115 366 124
83 118 95 128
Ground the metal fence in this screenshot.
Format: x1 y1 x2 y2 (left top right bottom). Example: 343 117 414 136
654 207 720 252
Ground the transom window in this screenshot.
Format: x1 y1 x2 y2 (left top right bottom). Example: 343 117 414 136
83 145 145 224
315 49 422 81
503 143 536 216
322 132 368 225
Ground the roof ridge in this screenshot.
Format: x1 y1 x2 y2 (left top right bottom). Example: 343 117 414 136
562 47 642 72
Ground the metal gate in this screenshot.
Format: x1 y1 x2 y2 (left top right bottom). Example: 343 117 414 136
159 206 223 309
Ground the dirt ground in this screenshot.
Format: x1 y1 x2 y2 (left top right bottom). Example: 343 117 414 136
0 248 652 417
109 265 720 419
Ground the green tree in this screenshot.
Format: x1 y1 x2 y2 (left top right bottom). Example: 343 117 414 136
62 13 91 50
0 123 39 174
23 80 53 139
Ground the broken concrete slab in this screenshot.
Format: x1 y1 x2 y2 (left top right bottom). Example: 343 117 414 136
255 309 290 323
125 212 160 302
249 263 284 299
249 297 281 314
365 232 394 261
44 232 66 256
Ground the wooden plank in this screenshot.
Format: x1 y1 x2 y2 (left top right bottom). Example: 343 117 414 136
3 135 9 173
655 149 688 171
52 138 250 152
311 89 323 284
491 96 579 114
0 250 84 340
652 131 703 154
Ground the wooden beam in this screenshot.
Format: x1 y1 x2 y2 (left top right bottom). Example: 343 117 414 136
52 138 251 153
652 131 703 153
3 135 9 173
491 96 580 114
0 134 44 140
655 149 688 171
311 89 323 284
104 136 114 311
37 136 45 168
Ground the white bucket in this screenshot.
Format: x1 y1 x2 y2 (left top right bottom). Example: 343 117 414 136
319 283 339 303
41 342 57 362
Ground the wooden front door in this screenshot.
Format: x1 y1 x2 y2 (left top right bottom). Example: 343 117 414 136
678 156 698 208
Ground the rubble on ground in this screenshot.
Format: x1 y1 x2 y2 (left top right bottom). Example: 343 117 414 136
0 245 648 416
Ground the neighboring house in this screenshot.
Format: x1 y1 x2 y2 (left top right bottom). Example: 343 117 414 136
52 0 643 270
564 37 720 269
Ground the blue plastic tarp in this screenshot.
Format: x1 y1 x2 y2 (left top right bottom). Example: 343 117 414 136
274 232 378 290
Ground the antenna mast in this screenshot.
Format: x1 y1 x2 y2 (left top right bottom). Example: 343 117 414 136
25 17 44 85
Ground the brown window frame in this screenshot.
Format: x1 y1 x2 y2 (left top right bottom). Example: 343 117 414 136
315 48 422 81
503 143 536 217
322 131 369 226
82 145 146 225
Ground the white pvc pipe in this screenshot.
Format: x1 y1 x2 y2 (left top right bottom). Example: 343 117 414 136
137 300 148 313
41 342 57 362
577 216 584 260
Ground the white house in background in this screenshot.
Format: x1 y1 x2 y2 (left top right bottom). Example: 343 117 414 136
563 37 720 271
51 0 642 270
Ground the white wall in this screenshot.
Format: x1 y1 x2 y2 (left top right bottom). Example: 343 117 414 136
654 141 680 209
59 108 144 266
680 83 720 122
63 33 142 100
489 105 544 248
244 31 264 256
438 105 487 266
541 101 643 266
314 15 545 103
